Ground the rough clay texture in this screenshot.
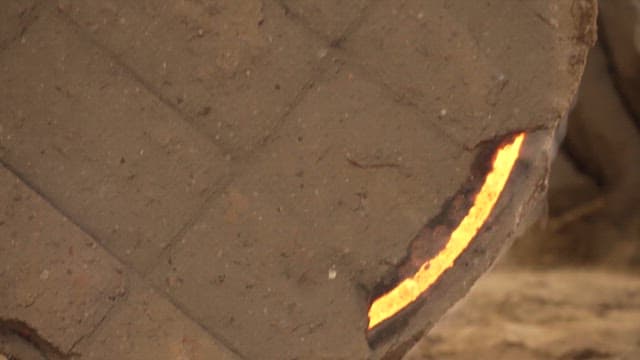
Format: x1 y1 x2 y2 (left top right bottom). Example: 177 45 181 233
0 166 125 354
0 11 229 273
73 278 238 360
0 164 238 359
0 0 595 359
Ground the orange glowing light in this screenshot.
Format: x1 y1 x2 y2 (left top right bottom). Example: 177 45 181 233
367 132 526 330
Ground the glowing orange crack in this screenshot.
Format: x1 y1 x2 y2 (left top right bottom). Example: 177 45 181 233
367 132 526 330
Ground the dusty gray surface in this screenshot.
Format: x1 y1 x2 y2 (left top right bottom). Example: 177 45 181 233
0 0 595 358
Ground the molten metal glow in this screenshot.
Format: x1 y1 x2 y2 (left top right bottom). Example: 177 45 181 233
367 133 525 330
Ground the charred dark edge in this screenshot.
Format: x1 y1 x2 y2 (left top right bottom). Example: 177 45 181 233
0 319 68 359
365 131 517 303
365 131 524 348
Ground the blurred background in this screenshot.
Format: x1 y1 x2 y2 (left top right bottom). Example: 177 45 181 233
408 1 640 359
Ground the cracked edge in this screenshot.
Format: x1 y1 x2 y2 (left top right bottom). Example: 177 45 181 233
67 290 128 357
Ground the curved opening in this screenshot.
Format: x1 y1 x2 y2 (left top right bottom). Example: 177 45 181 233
365 132 526 345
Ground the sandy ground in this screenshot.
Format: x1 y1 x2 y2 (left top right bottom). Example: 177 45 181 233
407 269 640 360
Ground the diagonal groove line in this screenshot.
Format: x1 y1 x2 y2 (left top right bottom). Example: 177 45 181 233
57 2 331 160
54 9 229 157
3 2 445 356
148 58 330 266
0 159 247 359
273 0 464 148
23 1 334 275
341 60 466 149
52 2 330 273
234 0 389 162
0 0 48 52
272 0 333 43
252 76 317 151
142 173 231 276
144 15 347 273
330 0 385 47
5 7 332 355
145 63 329 273
53 0 334 165
139 0 387 272
273 0 383 47
67 291 126 356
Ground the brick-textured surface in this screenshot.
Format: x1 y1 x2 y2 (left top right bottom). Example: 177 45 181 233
0 0 594 358
58 0 326 155
0 10 229 273
74 277 239 360
278 0 372 40
345 0 588 147
149 65 472 359
0 164 238 358
225 64 471 268
0 164 126 353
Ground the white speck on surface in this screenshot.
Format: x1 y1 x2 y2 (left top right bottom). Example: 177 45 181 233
328 267 337 280
440 109 448 117
39 269 49 280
